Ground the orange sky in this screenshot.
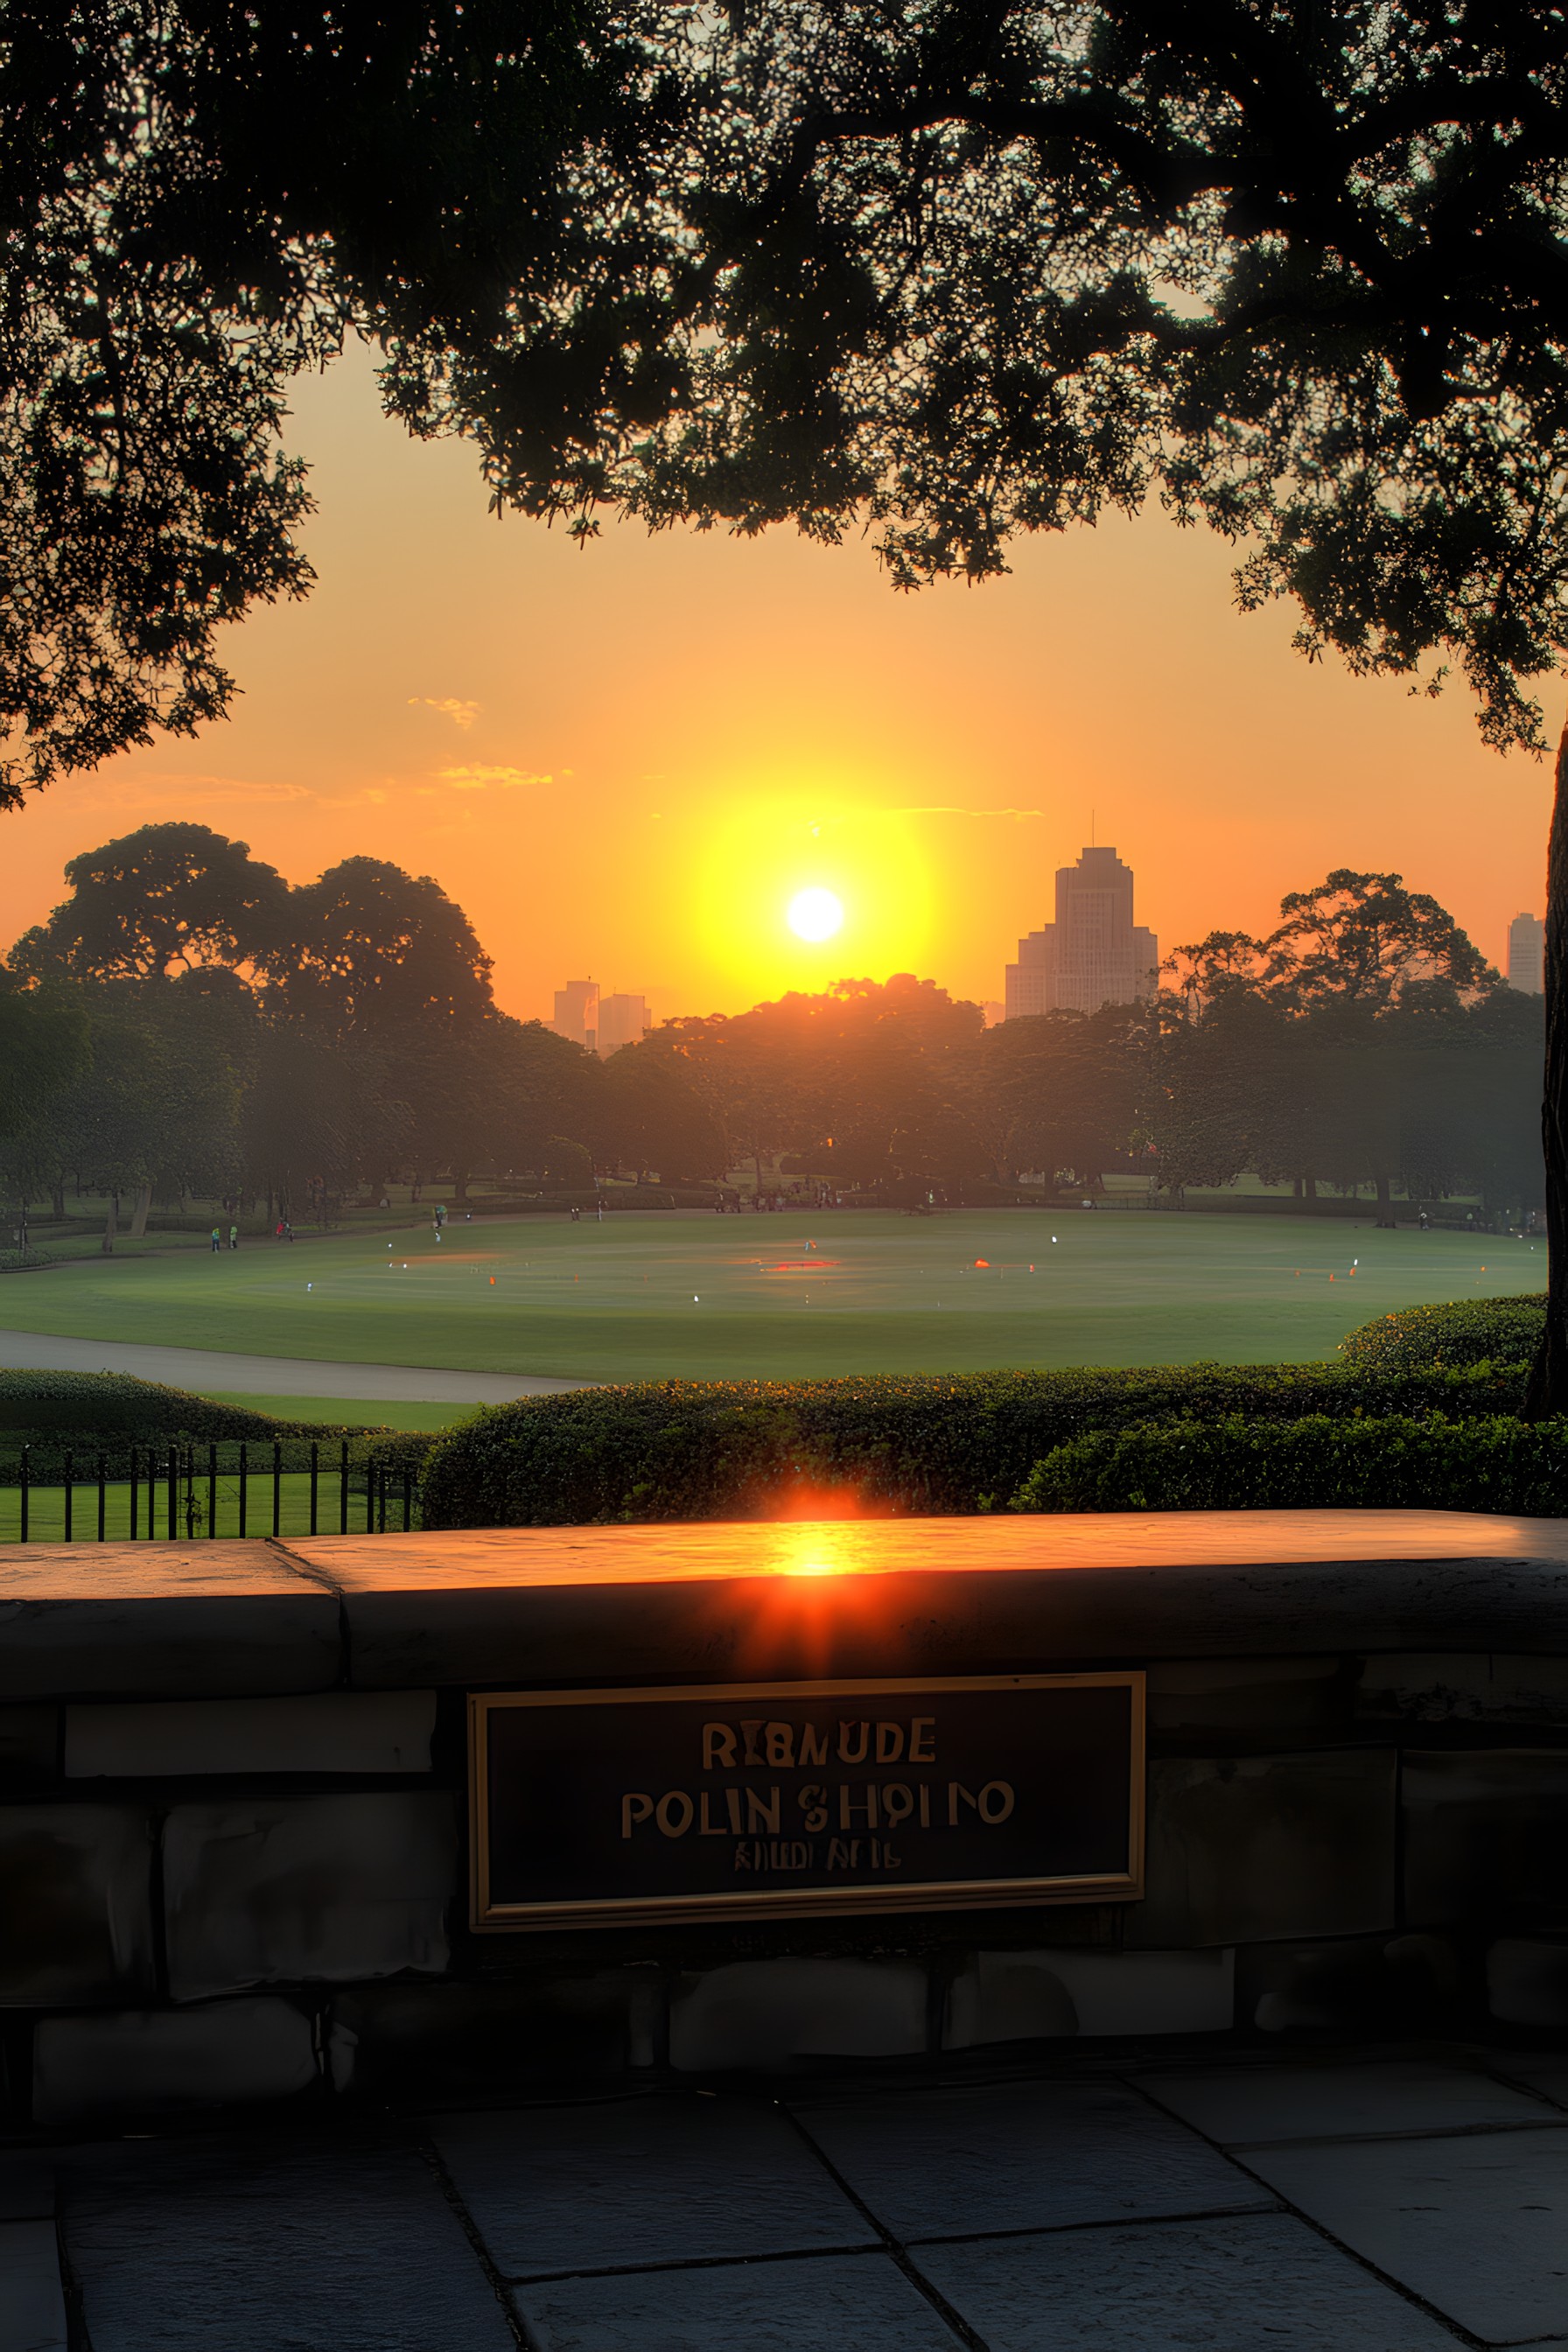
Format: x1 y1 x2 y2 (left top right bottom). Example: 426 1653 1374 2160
0 354 1552 1022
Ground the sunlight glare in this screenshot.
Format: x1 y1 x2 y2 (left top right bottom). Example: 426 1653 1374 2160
787 886 844 943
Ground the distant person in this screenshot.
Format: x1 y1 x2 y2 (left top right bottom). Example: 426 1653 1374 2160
596 1201 604 1222
210 1224 221 1253
276 1218 285 1240
1418 1208 1431 1232
228 1224 239 1250
284 1220 295 1242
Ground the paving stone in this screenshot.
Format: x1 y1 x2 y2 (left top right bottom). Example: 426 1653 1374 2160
1487 1937 1568 2027
431 2096 871 2278
328 1975 658 2099
1127 1751 1396 1948
916 2211 1462 2351
66 1691 436 1779
1248 2126 1568 2344
0 2217 67 2352
1130 2057 1555 2146
1497 2054 1568 2111
163 1794 454 1999
0 1708 58 1790
0 1546 338 1700
512 2251 962 2351
32 1997 318 2124
790 2077 1273 2240
668 1958 928 2072
945 1949 1233 2047
1404 1749 1568 1930
60 2133 514 2352
0 1806 154 2005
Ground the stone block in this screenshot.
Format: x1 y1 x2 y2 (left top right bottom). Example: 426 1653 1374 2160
0 1545 339 1699
1404 1748 1568 1929
1126 1752 1396 1948
1237 1932 1462 2034
327 1975 659 2098
0 1806 153 2006
1357 1651 1568 1727
944 1949 1234 2048
1146 1658 1349 1743
32 1998 318 2125
0 2217 67 2352
668 1958 928 2073
163 1794 454 1999
0 1708 57 1790
66 1690 436 1779
1487 1937 1568 2027
0 2154 52 2222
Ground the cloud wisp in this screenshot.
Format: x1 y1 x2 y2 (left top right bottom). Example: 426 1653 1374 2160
437 764 551 790
409 696 480 729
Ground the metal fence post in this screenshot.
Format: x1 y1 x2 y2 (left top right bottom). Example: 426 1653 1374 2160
97 1452 106 1543
402 1469 412 1530
165 1448 176 1540
366 1460 375 1534
129 1446 137 1541
272 1439 282 1537
309 1442 318 1536
19 1445 28 1544
238 1441 248 1536
63 1449 74 1544
208 1441 218 1538
340 1440 349 1535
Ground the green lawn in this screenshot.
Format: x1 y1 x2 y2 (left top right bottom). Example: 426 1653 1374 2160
202 1391 473 1431
0 1209 1544 1384
0 1470 408 1544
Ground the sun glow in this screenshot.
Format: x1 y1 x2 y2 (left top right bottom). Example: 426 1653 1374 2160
787 886 844 942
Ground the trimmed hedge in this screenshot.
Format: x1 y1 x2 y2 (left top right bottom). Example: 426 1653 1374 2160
1338 1292 1544 1374
0 1368 410 1479
1012 1412 1568 1516
418 1359 1530 1529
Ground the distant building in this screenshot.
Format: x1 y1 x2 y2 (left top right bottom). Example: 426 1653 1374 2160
981 999 1004 1028
550 978 598 1052
596 992 648 1056
1005 845 1158 1018
1508 912 1544 995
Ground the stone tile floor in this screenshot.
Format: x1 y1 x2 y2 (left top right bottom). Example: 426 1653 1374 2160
5 2045 1568 2349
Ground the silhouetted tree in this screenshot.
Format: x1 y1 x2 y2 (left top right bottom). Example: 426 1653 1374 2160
10 823 288 985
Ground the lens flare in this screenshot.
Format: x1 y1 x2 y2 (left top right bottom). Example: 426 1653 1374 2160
787 886 844 942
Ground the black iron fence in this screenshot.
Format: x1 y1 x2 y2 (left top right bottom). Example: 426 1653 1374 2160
3 1440 416 1544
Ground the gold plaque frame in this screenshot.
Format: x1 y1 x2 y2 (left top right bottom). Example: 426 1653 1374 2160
469 1672 1144 1931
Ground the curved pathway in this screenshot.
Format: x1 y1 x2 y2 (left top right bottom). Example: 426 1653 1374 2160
0 1328 589 1404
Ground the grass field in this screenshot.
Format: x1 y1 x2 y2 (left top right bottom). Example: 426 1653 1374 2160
202 1391 475 1430
0 1209 1544 1388
0 1471 402 1543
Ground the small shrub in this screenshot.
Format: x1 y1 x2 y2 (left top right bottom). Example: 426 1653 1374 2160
419 1359 1530 1529
1012 1412 1568 1516
1338 1293 1544 1374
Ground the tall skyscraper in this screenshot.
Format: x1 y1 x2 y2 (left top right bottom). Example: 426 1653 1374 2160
1508 912 1544 995
550 978 598 1051
596 992 648 1055
1005 845 1158 1018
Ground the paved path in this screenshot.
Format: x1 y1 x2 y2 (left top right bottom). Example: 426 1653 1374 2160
0 1328 588 1404
8 2047 1568 2347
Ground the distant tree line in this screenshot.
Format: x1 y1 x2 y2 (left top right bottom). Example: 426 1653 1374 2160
0 830 1544 1239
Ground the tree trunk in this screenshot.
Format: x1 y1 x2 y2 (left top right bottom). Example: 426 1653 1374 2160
1525 716 1568 1415
128 1183 152 1239
452 1170 469 1201
50 1183 64 1219
1374 1172 1396 1228
1304 1174 1318 1200
102 1191 118 1254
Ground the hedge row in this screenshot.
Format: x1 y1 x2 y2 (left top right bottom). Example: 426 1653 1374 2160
1012 1413 1568 1516
0 1368 413 1480
418 1357 1530 1529
1337 1292 1544 1373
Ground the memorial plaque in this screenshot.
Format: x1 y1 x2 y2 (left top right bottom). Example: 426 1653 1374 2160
469 1673 1144 1929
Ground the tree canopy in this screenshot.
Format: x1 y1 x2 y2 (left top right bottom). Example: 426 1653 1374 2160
1 3 1564 805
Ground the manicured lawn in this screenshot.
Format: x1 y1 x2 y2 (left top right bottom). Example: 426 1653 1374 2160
0 1469 410 1544
0 1210 1544 1383
201 1391 472 1431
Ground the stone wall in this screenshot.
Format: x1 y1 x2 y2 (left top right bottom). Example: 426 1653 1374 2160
4 1516 1568 2124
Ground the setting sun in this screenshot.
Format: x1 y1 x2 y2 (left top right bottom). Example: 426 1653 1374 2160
787 886 844 943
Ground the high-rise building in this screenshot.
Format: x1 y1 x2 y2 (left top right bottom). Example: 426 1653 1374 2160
1508 912 1544 995
596 992 648 1056
550 978 598 1052
1005 845 1158 1018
